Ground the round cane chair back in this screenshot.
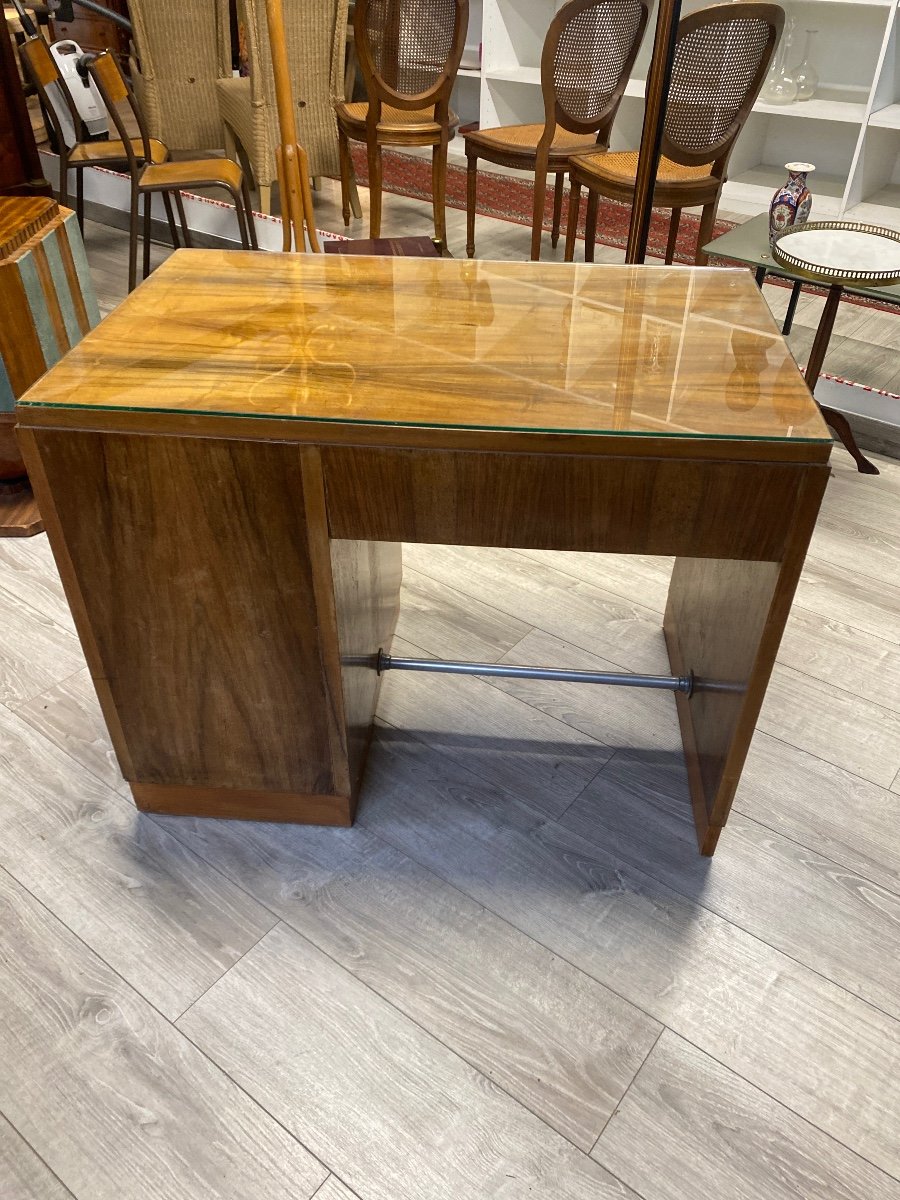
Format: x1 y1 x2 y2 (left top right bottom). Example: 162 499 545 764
355 0 467 111
662 2 783 169
545 0 649 139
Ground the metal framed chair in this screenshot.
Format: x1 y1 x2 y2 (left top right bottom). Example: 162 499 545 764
86 50 257 292
18 34 167 233
465 0 649 261
334 0 468 251
565 2 783 265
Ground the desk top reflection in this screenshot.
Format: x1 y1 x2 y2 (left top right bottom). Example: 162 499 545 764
20 249 831 448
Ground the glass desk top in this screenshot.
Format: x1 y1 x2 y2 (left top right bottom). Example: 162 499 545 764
20 249 831 444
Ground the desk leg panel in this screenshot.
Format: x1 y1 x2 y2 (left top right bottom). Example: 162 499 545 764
664 465 829 854
21 428 376 824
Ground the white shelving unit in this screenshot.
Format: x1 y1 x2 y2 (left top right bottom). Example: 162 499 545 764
450 0 900 229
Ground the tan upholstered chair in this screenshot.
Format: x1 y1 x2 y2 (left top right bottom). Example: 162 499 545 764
128 0 232 152
18 34 167 232
87 50 256 292
566 2 783 265
465 0 648 261
216 0 351 215
335 0 467 251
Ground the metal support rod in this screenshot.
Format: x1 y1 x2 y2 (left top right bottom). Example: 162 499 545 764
377 651 693 696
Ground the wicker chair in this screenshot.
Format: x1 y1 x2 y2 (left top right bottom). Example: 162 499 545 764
465 0 648 261
128 0 232 152
215 0 351 215
566 2 783 265
335 0 468 251
18 35 168 233
86 50 257 293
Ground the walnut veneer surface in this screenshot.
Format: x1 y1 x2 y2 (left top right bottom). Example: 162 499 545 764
19 249 831 449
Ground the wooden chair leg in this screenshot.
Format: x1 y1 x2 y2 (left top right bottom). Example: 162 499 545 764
585 190 598 263
127 180 140 293
695 199 718 265
161 190 180 249
348 174 363 220
530 160 548 262
367 141 383 239
819 405 880 474
665 208 681 264
174 190 192 248
466 151 477 258
432 137 449 252
564 178 581 262
338 129 353 226
551 173 564 249
142 190 152 281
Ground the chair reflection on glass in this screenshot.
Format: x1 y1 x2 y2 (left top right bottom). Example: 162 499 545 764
334 0 468 251
464 0 649 261
566 2 783 265
86 50 257 293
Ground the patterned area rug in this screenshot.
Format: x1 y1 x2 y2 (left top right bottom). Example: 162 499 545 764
349 145 735 262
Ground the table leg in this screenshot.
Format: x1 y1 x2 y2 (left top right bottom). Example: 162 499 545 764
782 280 802 335
805 284 879 475
754 265 766 288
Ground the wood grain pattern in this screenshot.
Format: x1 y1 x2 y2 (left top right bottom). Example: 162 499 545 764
314 1178 360 1200
17 251 830 449
323 446 807 559
0 1115 74 1200
361 732 900 1179
0 868 328 1200
24 431 354 808
0 487 43 537
0 583 83 706
396 566 531 663
178 922 640 1200
155 809 661 1150
0 704 277 1019
563 749 900 1021
593 1032 900 1200
0 536 76 631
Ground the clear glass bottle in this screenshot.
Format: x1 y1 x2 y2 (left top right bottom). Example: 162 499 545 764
761 17 799 106
793 29 819 101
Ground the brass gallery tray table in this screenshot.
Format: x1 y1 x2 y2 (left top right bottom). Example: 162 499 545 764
18 251 832 856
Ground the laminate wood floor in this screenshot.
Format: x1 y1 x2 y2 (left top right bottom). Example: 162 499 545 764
2 222 900 1199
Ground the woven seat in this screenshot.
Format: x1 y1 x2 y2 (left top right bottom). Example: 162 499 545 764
464 0 648 260
86 51 257 293
566 3 784 265
335 100 459 136
336 0 468 250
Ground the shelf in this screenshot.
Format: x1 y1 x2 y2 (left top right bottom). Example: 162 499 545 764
721 166 847 220
622 81 868 124
485 65 541 86
869 104 900 129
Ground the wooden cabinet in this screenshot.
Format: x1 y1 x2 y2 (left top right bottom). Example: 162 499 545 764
52 0 131 66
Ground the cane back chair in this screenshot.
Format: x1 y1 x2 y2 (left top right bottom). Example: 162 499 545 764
566 2 783 265
465 0 649 261
18 34 168 233
87 51 257 293
334 0 468 251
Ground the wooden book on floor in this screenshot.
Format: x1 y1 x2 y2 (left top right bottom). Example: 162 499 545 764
324 235 442 257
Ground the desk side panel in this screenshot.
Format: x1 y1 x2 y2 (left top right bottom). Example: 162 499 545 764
21 428 351 817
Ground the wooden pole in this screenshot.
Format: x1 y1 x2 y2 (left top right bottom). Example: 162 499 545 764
624 0 681 264
264 0 320 252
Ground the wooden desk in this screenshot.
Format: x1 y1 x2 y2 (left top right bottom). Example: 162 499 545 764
18 251 832 855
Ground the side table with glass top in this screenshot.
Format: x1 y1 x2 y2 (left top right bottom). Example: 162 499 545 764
705 213 900 475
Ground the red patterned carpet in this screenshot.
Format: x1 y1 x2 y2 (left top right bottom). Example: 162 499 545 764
349 145 735 261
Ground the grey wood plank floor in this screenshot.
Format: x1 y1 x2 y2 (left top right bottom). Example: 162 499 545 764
2 220 900 1198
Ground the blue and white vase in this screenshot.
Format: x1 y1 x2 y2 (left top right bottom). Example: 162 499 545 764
769 162 814 244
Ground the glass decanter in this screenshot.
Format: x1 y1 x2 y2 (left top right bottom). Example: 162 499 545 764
760 17 799 106
793 29 819 101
